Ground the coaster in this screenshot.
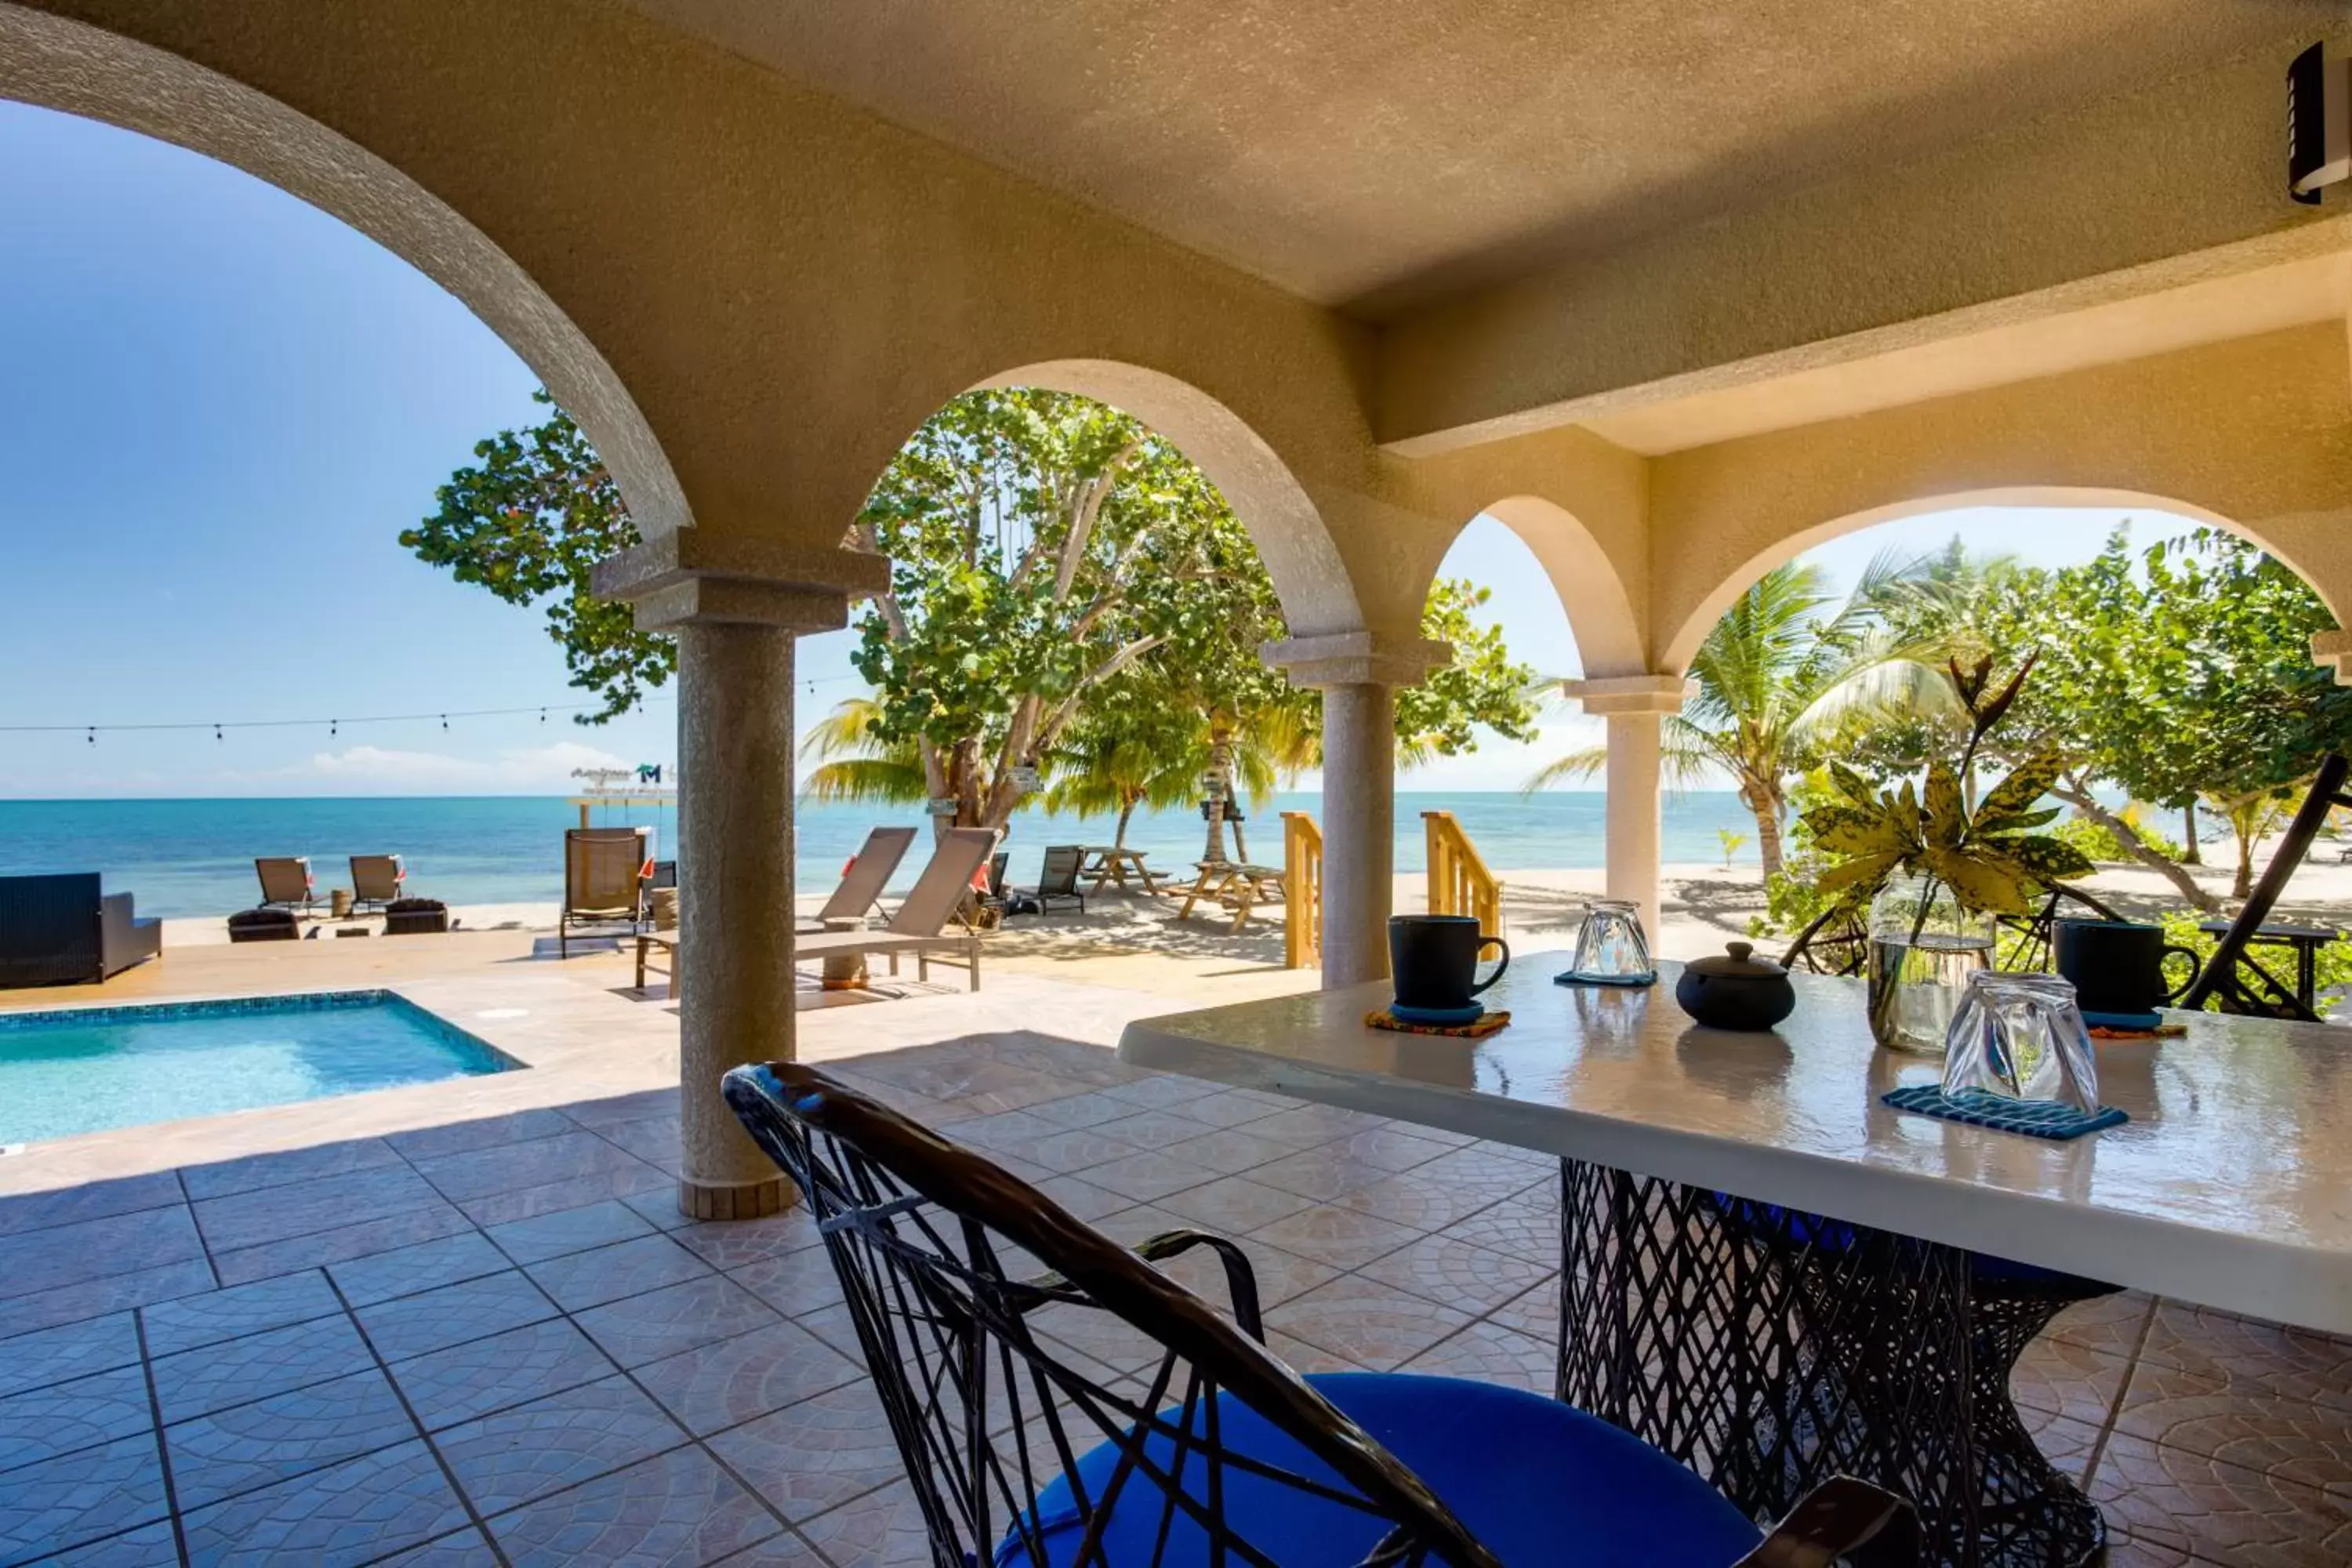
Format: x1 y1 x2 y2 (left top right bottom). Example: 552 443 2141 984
1554 969 1657 988
1389 1000 1484 1026
2080 1008 2162 1032
1366 1007 1512 1039
1881 1085 2128 1141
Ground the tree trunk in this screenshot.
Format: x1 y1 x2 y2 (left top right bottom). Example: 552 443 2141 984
2181 800 2201 865
2050 779 2217 913
2232 821 2256 901
1751 800 1784 880
1114 795 1138 849
1201 731 1235 865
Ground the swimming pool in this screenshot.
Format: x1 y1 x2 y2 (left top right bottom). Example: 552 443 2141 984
0 991 522 1147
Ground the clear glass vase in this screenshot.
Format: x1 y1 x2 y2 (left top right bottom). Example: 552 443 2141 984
1866 872 1996 1054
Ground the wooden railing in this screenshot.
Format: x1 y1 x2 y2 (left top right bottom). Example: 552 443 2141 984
1424 811 1504 938
1282 811 1323 969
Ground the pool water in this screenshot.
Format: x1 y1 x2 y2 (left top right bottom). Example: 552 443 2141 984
0 991 521 1147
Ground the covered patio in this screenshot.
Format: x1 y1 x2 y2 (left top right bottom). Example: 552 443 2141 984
6 0 2352 1562
3 967 2347 1564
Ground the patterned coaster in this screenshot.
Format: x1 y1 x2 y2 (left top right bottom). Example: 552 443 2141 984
1366 1007 1512 1039
1881 1084 2128 1140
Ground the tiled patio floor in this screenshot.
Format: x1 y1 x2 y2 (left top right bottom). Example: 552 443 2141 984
2 1027 2347 1565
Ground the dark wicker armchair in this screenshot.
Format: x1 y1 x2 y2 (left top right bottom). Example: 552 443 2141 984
724 1061 1918 1567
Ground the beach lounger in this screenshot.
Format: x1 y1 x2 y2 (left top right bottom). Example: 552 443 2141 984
349 854 406 915
797 826 918 931
793 827 997 991
561 826 651 957
1020 844 1088 915
254 857 318 915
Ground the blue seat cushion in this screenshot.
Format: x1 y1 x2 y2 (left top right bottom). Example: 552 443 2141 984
1711 1195 2105 1294
995 1371 1758 1566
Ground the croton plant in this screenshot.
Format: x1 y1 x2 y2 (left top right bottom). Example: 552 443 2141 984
1801 656 2096 918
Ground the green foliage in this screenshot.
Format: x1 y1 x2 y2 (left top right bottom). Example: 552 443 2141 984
2151 911 2352 1020
1397 582 1542 761
1716 827 1749 868
400 392 667 722
2047 806 2177 866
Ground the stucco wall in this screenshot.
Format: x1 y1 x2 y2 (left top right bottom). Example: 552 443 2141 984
1380 37 2352 450
1650 325 2352 667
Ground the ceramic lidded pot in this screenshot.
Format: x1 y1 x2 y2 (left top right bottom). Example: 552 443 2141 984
1675 942 1797 1032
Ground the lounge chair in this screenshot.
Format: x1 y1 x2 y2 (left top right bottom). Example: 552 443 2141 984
349 854 406 915
794 827 997 990
1019 844 1087 916
254 857 318 915
561 826 650 957
797 826 918 932
0 873 162 988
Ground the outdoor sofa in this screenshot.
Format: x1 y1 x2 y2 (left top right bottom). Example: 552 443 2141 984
0 873 162 988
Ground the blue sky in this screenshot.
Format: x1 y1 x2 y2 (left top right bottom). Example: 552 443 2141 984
0 103 2200 798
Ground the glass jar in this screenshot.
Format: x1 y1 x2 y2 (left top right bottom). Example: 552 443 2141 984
1866 871 1996 1053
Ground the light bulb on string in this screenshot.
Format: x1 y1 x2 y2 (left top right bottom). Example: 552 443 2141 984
214 724 223 742
441 714 449 730
330 720 339 737
85 727 95 746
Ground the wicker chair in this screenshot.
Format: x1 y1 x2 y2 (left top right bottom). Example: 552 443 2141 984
724 1061 1918 1567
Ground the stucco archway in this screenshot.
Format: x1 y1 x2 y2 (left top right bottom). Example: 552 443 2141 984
1443 495 1646 678
0 1 689 536
1659 485 2333 672
966 359 1364 639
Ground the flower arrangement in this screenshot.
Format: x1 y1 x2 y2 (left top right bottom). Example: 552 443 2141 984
1801 657 2095 917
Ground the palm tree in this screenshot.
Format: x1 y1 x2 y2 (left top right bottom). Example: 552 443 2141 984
1525 553 1947 878
799 698 926 808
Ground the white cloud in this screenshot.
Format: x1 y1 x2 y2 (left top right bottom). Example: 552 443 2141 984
274 739 632 793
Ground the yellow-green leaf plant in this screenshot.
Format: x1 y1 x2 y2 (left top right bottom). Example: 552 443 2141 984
1797 655 2095 925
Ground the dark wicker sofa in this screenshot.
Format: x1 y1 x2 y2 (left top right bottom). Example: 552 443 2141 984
0 873 163 988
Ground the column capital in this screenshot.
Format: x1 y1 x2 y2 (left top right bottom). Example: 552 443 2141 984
1261 630 1451 688
1564 673 1690 715
592 532 891 633
2314 630 2352 686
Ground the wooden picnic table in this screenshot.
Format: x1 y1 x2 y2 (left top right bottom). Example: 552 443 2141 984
1074 844 1159 895
1173 859 1285 934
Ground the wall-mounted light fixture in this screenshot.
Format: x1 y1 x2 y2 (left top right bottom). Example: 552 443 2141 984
2288 42 2350 204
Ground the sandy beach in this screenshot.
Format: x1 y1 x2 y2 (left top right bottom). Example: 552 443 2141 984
152 844 2352 975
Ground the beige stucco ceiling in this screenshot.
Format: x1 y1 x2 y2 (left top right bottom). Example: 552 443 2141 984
624 0 2336 315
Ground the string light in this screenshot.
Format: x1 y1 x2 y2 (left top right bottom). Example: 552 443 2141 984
2 700 670 739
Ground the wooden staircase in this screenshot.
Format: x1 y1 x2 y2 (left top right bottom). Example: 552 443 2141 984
1281 811 1323 969
1423 810 1504 938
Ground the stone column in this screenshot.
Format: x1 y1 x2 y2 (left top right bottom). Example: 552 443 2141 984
1263 632 1451 989
1564 675 1690 947
594 533 889 1220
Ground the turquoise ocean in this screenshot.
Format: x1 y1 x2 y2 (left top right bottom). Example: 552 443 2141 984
0 793 1763 918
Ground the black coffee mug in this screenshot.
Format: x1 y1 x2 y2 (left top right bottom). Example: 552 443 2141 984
1389 914 1510 1011
2053 918 2198 1015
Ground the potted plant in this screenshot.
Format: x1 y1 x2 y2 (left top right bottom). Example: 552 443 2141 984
1796 657 2095 1050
